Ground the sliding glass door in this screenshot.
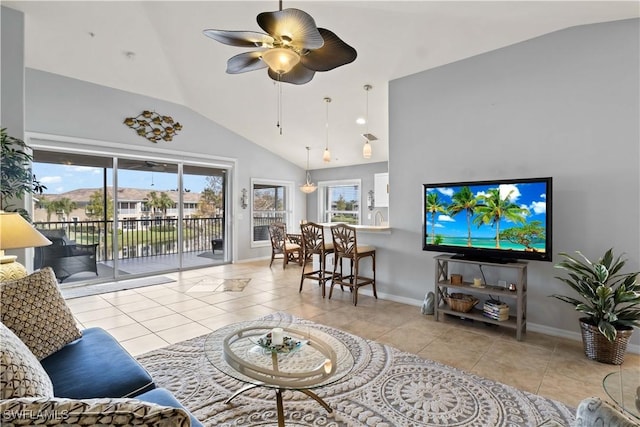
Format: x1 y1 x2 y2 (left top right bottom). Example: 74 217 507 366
32 150 229 285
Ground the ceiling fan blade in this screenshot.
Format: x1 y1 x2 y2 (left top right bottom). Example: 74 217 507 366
300 28 357 72
226 51 269 74
203 29 273 48
257 8 324 51
268 63 315 85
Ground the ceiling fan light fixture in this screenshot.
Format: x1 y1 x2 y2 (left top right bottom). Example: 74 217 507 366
261 47 300 74
204 4 356 85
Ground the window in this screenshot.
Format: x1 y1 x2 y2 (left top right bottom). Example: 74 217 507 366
251 179 293 245
318 179 361 224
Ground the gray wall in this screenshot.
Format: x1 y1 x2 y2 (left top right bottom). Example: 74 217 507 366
23 68 307 261
389 18 639 347
307 161 388 225
1 7 28 264
1 7 24 136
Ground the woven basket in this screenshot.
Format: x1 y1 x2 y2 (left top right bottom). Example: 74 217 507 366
446 293 478 313
579 319 634 365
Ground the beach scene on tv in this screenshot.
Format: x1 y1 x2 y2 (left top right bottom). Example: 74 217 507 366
424 181 548 254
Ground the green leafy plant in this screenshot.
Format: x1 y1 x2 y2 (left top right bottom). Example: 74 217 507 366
551 248 640 341
0 128 46 219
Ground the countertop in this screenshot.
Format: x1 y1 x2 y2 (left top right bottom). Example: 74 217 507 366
317 223 391 233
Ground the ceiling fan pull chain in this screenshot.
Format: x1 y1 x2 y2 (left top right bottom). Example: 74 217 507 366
276 78 283 135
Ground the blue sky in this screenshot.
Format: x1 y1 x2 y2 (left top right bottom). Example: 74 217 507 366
424 181 548 238
34 163 209 194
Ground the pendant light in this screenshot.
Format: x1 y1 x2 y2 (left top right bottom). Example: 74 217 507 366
323 97 331 163
300 146 317 194
362 84 373 159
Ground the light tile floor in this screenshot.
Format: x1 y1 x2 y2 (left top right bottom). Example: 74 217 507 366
65 260 640 410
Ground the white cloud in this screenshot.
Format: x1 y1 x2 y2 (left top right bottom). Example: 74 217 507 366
434 223 444 228
540 193 546 199
438 214 455 222
40 176 62 184
499 184 521 202
70 166 101 174
438 187 454 197
530 201 546 214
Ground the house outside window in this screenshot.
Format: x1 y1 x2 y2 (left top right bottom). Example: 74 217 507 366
318 179 361 225
251 179 293 245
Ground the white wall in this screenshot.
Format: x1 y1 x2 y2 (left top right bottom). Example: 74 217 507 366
388 18 639 347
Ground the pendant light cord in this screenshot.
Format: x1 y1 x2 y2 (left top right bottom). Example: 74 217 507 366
324 97 331 161
305 146 312 184
325 98 329 151
365 85 370 136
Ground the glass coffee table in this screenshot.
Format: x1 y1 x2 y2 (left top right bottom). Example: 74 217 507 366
204 321 354 427
602 371 640 421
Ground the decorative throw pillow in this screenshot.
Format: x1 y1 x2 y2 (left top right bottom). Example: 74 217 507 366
0 267 82 360
0 322 54 399
0 397 191 426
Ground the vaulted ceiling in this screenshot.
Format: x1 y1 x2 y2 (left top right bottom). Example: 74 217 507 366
5 1 639 169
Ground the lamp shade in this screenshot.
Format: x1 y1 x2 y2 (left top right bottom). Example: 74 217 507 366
323 148 331 163
261 48 300 74
0 212 52 250
363 141 372 159
300 183 318 194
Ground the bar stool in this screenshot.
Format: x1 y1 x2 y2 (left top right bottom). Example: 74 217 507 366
299 222 334 297
268 223 302 269
329 223 377 306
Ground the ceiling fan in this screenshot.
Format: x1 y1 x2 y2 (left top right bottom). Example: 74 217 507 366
124 160 170 172
203 1 357 85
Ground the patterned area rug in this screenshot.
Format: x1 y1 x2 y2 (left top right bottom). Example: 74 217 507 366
137 312 575 426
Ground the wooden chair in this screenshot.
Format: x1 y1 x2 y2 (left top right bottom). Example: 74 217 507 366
268 223 302 269
299 222 335 297
329 223 377 306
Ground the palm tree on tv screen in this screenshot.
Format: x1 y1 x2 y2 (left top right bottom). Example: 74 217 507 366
473 188 529 249
425 192 447 244
448 186 477 247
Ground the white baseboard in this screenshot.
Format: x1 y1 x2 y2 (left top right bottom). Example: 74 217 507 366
346 287 640 355
527 322 640 355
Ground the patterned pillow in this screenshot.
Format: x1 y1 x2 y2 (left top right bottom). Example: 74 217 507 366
0 397 191 426
0 267 82 360
0 322 54 399
575 397 637 427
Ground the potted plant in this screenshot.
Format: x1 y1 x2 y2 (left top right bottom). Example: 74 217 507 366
0 128 46 220
551 248 640 364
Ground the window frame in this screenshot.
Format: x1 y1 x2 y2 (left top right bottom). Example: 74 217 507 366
317 179 362 225
250 178 294 247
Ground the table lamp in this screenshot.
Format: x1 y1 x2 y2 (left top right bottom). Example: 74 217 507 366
0 211 52 281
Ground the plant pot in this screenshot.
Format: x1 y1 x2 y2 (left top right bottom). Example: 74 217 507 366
579 318 634 365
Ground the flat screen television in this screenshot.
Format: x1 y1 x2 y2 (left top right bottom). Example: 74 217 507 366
423 177 552 262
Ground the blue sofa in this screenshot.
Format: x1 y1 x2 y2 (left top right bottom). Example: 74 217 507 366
0 267 203 426
40 327 203 426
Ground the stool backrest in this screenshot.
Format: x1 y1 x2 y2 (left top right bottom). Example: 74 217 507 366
331 223 357 256
300 222 327 254
268 222 287 252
